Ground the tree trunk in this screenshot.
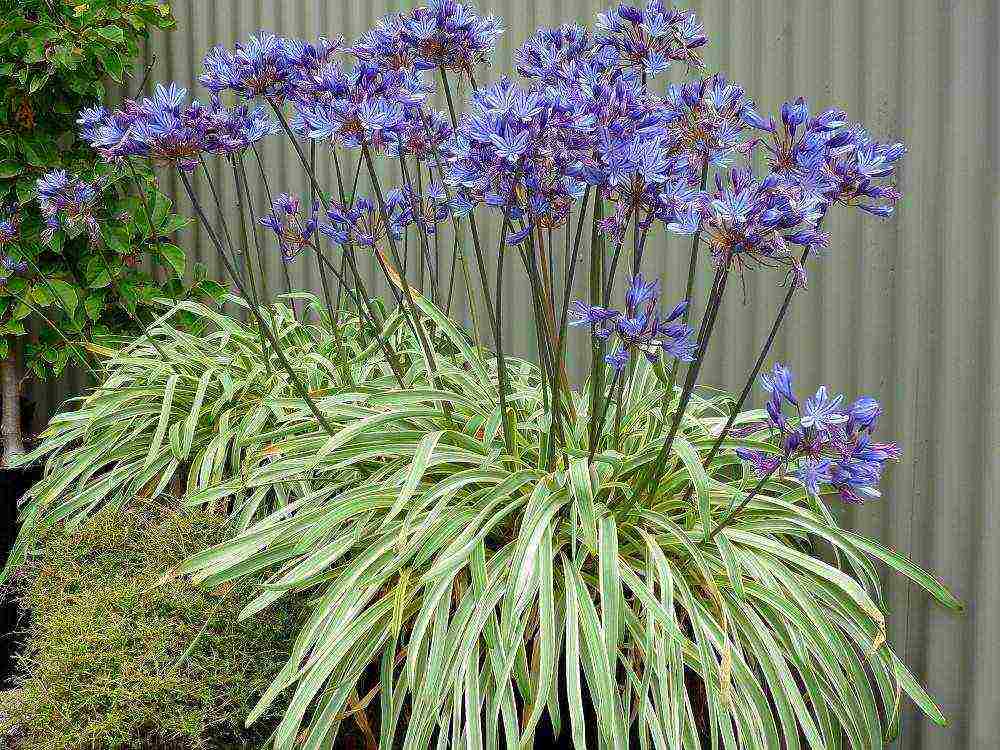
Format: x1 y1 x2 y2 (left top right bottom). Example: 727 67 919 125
0 339 25 469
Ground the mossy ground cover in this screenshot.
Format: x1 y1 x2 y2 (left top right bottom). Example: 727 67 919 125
0 501 302 750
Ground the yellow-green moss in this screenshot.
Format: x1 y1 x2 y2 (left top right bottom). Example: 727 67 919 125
1 501 301 750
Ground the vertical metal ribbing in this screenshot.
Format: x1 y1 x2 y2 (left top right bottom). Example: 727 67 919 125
27 4 997 748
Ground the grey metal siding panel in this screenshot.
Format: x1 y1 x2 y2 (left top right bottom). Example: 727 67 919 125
26 2 998 747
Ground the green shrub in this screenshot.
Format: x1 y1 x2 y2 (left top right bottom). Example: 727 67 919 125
0 0 226 467
0 500 302 750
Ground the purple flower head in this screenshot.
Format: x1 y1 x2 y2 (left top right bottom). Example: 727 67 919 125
0 204 19 247
388 182 452 236
595 2 707 77
824 126 906 216
36 170 102 244
699 167 827 281
742 362 900 502
355 2 503 74
752 99 904 219
571 274 694 370
402 1 504 72
80 85 279 168
259 193 319 261
661 74 761 168
352 14 416 71
514 24 597 84
291 60 435 157
202 98 280 155
624 272 659 311
128 84 215 171
321 196 402 249
199 32 338 101
445 77 591 227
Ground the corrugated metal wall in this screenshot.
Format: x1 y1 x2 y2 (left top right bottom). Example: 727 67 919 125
28 2 998 748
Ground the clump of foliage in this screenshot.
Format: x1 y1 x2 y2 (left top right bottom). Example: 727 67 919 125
0 0 223 467
2 293 415 576
0 499 302 750
9 1 964 749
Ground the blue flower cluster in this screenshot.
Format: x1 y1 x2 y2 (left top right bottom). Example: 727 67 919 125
753 97 906 217
199 33 344 101
289 60 437 156
445 77 591 233
595 2 707 77
660 74 760 169
736 363 900 504
66 2 908 292
259 194 320 262
388 183 451 236
321 196 403 249
691 167 829 285
571 274 694 372
78 84 278 171
514 24 600 84
0 204 26 287
36 170 103 245
353 0 503 73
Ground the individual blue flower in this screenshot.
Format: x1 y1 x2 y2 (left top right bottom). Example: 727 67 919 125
595 2 707 77
760 362 797 405
569 301 619 330
847 396 881 431
259 193 319 262
800 386 849 430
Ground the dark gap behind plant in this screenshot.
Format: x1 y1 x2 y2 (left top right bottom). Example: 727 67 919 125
0 397 37 683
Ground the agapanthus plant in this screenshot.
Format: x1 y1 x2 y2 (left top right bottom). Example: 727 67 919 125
10 3 959 750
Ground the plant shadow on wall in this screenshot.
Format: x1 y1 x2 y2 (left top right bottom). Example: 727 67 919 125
2 1 963 749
